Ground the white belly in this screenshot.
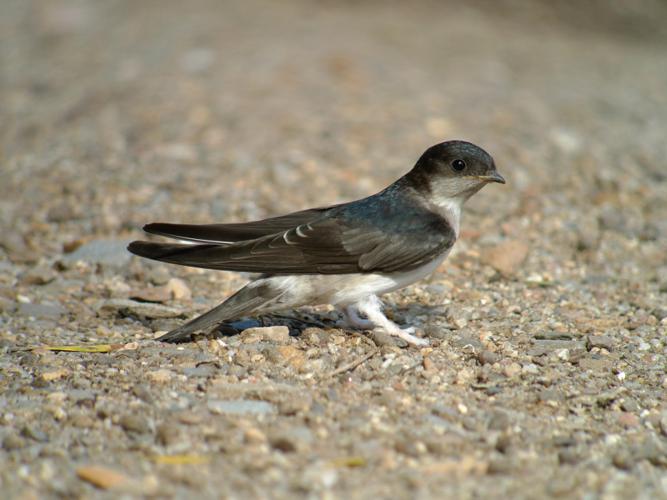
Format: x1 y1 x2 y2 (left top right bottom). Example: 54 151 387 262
269 251 450 307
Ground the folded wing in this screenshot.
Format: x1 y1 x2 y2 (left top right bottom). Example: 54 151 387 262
128 206 455 275
143 207 333 243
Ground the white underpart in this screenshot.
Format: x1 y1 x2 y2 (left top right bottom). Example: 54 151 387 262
269 250 451 346
431 195 465 238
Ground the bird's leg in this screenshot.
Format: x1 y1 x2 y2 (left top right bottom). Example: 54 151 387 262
355 295 429 347
344 304 375 330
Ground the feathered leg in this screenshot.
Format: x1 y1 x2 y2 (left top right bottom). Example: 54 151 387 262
355 295 429 346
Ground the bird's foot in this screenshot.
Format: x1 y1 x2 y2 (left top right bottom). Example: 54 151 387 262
379 324 429 347
344 305 375 330
354 295 429 347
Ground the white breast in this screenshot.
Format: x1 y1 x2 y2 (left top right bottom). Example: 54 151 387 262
327 249 450 305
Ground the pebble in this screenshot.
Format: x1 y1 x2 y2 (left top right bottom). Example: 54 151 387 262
63 239 132 267
119 414 152 434
620 398 640 413
19 265 57 285
487 410 511 431
503 362 522 378
558 448 581 465
269 426 313 453
3 434 26 451
21 425 49 442
477 350 500 365
586 335 615 351
156 423 184 447
659 411 667 437
99 299 183 319
146 369 173 383
481 239 529 276
242 326 290 344
17 303 65 319
617 412 640 428
182 365 217 377
40 368 70 382
269 346 307 370
131 278 192 303
76 465 131 490
166 278 192 300
207 400 276 416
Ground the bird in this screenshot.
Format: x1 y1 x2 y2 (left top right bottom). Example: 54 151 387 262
128 140 505 346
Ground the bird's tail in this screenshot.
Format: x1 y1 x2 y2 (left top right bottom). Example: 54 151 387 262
156 279 287 342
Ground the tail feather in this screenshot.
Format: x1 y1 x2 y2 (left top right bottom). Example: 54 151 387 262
156 279 287 342
127 240 218 265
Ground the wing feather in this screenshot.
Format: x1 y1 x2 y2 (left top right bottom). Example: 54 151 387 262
129 203 456 275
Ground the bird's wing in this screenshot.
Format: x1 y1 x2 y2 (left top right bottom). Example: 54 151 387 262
128 206 455 275
143 207 334 244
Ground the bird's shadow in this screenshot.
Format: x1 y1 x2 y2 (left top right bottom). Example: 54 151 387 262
214 302 450 339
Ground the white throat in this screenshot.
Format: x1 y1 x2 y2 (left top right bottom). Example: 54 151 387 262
432 196 464 237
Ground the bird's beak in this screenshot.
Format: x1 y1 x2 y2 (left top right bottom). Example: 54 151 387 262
477 172 506 184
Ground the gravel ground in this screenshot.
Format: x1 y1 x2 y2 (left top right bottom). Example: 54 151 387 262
2 1 667 498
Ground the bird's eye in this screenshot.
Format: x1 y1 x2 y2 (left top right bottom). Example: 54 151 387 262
451 159 466 171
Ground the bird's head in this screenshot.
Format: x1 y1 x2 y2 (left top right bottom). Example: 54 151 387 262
405 140 505 202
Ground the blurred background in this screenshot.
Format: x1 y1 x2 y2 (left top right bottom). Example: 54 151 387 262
2 2 667 498
2 1 666 262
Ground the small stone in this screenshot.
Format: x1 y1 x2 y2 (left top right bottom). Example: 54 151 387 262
269 427 313 453
612 450 634 470
395 438 427 457
17 302 65 319
130 286 171 303
477 350 500 365
132 385 153 403
119 415 152 434
503 362 521 378
243 427 267 445
578 357 613 371
182 365 217 377
147 266 171 286
487 456 514 474
278 395 312 416
494 434 512 454
620 398 639 413
555 348 570 361
207 399 276 416
558 448 580 465
521 363 539 375
586 335 615 351
76 465 131 490
617 412 639 428
659 412 667 437
19 265 57 286
165 278 192 300
147 369 173 383
456 367 475 385
40 368 70 382
156 423 183 447
3 434 26 450
273 345 306 370
69 413 95 428
301 327 328 345
242 326 290 344
487 410 510 431
21 425 49 442
481 239 529 276
99 299 183 319
539 389 563 403
369 330 407 347
63 239 132 268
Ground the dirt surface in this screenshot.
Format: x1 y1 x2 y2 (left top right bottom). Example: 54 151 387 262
2 1 667 498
